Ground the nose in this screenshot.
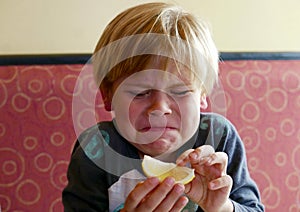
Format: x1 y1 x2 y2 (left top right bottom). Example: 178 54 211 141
148 90 172 116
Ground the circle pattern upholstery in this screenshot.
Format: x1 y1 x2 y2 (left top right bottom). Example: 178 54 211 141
0 60 300 211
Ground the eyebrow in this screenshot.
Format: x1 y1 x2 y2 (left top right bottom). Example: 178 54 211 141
123 82 193 89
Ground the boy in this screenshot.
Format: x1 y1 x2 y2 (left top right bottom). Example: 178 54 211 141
63 2 264 211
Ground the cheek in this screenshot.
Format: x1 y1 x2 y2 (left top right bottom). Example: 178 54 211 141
177 97 201 133
178 94 201 114
128 103 139 124
112 95 132 125
179 102 200 123
112 98 138 140
112 93 146 130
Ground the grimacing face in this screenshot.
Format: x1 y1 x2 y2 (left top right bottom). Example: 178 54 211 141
110 61 207 157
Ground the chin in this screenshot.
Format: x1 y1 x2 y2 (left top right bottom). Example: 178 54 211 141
141 139 177 155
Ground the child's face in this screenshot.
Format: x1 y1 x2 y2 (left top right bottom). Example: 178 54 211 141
110 60 207 157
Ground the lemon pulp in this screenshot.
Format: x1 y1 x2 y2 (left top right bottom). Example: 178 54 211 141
142 155 195 184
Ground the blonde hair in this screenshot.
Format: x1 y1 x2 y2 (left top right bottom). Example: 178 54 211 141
93 2 219 99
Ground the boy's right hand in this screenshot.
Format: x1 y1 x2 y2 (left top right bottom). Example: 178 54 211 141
121 177 188 212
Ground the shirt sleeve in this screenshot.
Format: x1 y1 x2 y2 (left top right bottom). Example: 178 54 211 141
213 115 265 211
62 122 138 212
62 140 111 212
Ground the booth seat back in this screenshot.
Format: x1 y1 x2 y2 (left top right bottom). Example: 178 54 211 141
0 59 299 211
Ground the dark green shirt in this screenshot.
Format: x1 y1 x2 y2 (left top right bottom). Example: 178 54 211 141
62 113 264 211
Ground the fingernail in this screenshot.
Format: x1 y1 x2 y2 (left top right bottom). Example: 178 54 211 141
174 184 184 193
165 177 175 186
190 152 198 159
200 157 209 164
176 158 183 165
182 197 189 205
149 177 160 185
210 181 217 189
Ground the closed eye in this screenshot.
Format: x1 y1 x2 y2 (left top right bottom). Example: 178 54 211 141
128 90 152 98
170 90 192 96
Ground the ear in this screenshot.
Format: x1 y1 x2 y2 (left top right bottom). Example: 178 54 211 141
200 94 208 109
103 98 112 111
100 87 113 111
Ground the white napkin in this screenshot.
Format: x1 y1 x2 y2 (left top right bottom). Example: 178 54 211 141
108 169 146 212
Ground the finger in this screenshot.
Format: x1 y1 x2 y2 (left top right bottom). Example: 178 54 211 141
209 175 233 191
124 177 160 210
169 196 189 212
203 152 228 175
137 177 175 211
189 145 215 165
176 149 194 166
176 145 215 166
154 183 186 211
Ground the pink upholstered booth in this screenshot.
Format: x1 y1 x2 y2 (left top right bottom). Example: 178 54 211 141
0 54 299 211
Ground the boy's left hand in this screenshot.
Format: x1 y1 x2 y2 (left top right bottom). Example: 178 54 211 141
176 145 234 211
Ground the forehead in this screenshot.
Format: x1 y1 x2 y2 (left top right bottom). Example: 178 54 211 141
118 58 196 89
110 56 202 93
122 69 190 87
140 57 197 84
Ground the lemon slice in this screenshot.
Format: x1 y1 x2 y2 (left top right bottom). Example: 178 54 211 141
142 155 195 184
